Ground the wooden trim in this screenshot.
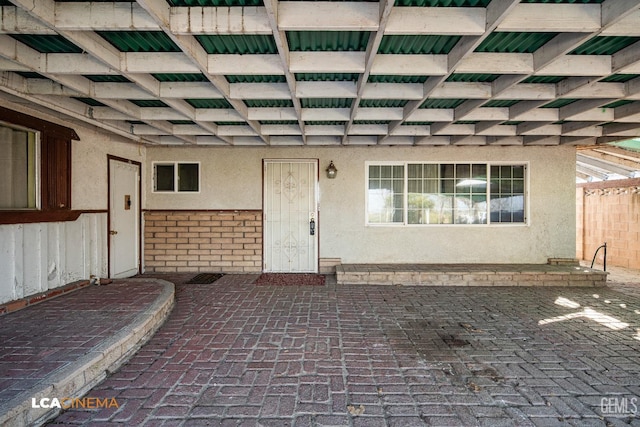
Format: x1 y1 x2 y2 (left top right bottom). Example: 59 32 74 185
0 210 107 225
0 106 79 140
577 177 640 190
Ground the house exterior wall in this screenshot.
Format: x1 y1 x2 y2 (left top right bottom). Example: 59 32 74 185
146 145 577 268
0 107 145 304
577 178 640 269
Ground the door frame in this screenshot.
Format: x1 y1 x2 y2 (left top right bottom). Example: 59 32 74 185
107 155 142 277
262 158 320 273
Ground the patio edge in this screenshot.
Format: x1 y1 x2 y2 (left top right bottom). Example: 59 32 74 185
0 279 175 427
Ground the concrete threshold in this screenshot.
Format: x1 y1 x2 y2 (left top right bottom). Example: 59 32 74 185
336 263 608 286
0 279 175 427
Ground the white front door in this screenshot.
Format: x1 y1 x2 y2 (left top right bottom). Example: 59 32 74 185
109 158 140 278
264 160 318 273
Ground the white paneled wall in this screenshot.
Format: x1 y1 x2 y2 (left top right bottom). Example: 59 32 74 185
0 213 107 304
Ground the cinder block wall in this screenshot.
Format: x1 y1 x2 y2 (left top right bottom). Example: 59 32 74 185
577 179 640 269
144 210 262 273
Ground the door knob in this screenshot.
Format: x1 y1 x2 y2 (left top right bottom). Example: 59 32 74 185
109 230 118 235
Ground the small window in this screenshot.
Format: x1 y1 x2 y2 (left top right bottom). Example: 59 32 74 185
153 162 200 193
0 123 39 209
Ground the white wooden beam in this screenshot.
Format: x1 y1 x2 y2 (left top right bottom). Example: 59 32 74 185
371 55 446 75
55 2 158 31
386 7 485 35
0 6 55 34
278 2 378 31
170 6 270 34
290 52 365 73
456 53 533 74
230 83 291 99
297 81 357 99
497 4 600 32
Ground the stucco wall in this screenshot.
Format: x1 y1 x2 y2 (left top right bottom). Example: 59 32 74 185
146 145 577 265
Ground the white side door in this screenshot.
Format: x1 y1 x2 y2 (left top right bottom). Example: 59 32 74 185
109 158 140 278
264 160 318 273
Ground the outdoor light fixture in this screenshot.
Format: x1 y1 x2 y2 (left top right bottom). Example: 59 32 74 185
326 161 338 179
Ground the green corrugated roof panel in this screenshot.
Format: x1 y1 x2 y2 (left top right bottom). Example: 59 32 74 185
359 99 408 108
287 31 370 52
97 31 180 52
169 0 263 6
600 74 639 83
601 100 634 109
296 73 360 81
226 75 287 83
368 75 428 83
378 35 461 54
186 99 233 108
403 121 433 125
475 32 558 53
301 98 353 108
169 120 195 125
446 74 500 82
84 75 131 83
610 138 640 152
454 120 478 124
305 121 347 125
419 99 465 109
73 97 107 107
522 76 566 83
541 98 578 108
244 99 294 108
353 120 390 124
153 73 208 82
15 72 47 79
570 36 640 55
196 35 277 54
483 100 520 107
10 34 82 53
215 122 247 125
129 99 169 108
502 121 523 125
395 0 490 6
127 120 145 125
259 120 299 125
552 120 567 124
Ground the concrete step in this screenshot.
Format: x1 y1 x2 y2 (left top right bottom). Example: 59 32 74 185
336 264 608 287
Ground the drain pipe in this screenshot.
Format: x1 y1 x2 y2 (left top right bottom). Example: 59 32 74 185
590 242 607 271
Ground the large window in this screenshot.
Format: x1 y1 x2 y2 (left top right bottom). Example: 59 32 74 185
0 123 39 209
153 162 200 193
367 162 527 225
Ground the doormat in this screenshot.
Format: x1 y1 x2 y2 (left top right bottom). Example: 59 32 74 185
186 273 224 284
255 273 325 286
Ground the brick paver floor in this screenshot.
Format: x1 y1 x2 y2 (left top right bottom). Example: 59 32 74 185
49 272 640 426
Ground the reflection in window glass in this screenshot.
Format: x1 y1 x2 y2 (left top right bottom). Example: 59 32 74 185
368 165 404 224
178 163 199 192
490 165 525 223
154 164 175 192
0 124 38 209
367 162 525 226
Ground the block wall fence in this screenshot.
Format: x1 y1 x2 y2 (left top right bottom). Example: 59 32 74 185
144 210 262 273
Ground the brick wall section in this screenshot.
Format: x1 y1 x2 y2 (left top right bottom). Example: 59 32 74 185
144 210 262 273
577 178 640 269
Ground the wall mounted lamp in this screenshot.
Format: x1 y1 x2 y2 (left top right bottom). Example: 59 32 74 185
326 161 338 179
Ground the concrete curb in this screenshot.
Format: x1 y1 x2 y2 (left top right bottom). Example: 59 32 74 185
0 279 175 427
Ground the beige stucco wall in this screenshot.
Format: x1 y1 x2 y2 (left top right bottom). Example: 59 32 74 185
72 127 145 210
146 145 577 264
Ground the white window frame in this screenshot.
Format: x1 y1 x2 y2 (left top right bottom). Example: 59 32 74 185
0 121 40 210
365 161 529 227
152 161 201 193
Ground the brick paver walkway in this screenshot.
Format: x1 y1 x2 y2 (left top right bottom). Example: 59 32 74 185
46 271 640 426
0 280 164 408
